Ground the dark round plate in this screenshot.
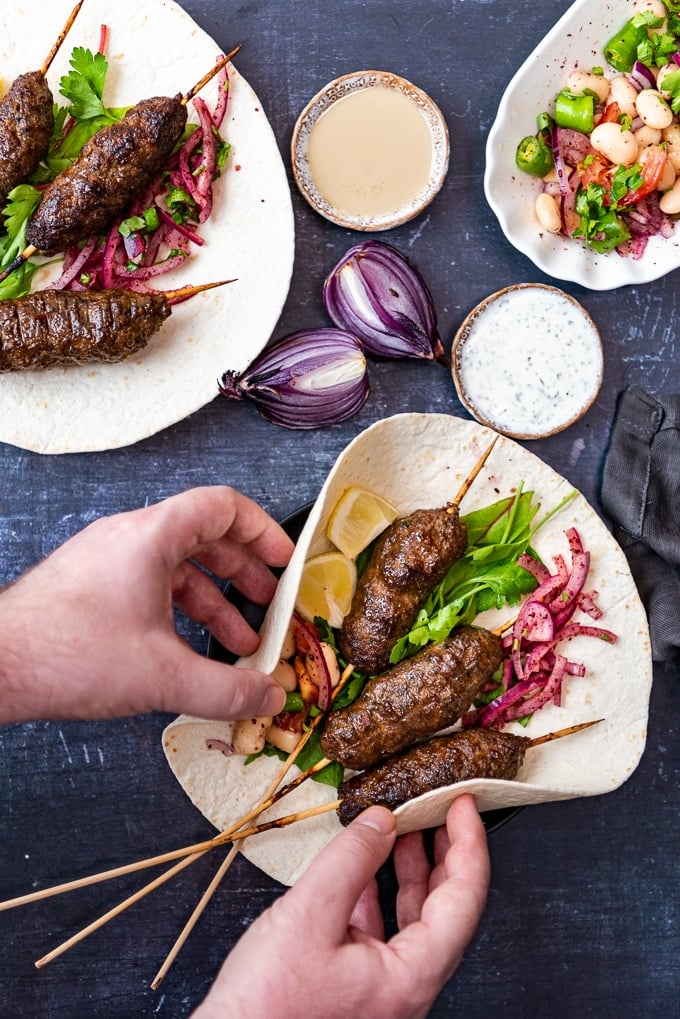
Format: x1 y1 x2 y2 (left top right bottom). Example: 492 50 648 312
207 504 521 836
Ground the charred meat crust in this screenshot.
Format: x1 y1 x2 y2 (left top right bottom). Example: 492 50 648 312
27 96 188 253
339 505 468 675
321 626 503 771
0 72 54 204
338 727 529 825
0 289 171 371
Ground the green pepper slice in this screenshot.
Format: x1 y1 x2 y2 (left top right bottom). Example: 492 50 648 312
515 134 554 176
603 17 649 72
554 90 595 133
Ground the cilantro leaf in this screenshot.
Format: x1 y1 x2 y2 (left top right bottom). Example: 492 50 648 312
59 47 116 122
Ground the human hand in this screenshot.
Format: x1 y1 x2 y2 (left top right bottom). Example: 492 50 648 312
0 487 293 724
193 794 489 1019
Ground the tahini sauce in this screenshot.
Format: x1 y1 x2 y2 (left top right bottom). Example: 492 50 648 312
306 86 433 219
454 287 603 437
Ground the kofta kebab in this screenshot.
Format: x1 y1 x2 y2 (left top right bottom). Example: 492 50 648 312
0 10 241 368
0 440 602 928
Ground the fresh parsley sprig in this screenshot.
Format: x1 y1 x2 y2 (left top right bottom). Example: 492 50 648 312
59 47 118 122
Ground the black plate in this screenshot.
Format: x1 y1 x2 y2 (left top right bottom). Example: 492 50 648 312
207 505 521 836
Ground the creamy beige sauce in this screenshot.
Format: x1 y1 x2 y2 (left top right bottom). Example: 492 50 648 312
306 86 433 218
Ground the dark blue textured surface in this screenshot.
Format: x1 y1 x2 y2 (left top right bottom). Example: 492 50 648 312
1 2 679 1016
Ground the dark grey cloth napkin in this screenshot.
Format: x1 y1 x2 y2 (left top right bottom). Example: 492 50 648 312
601 385 680 662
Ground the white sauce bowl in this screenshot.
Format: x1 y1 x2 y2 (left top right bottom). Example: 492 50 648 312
451 284 603 439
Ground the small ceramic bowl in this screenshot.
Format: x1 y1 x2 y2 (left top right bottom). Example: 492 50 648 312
451 283 603 440
291 70 449 230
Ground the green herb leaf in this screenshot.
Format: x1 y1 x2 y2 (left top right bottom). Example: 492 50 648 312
59 47 114 121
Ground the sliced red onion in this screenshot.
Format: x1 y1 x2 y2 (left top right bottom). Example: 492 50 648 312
219 328 369 429
476 527 618 730
629 60 657 91
323 240 445 361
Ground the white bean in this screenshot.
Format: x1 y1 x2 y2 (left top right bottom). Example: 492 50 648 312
279 619 296 660
272 659 297 691
321 641 341 687
662 123 680 170
658 158 676 191
609 75 639 118
266 724 302 755
633 124 662 148
635 89 673 129
590 122 639 165
564 69 610 104
232 715 273 755
535 192 562 233
656 63 677 96
659 177 680 214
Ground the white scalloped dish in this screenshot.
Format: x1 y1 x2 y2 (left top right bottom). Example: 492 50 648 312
484 0 680 290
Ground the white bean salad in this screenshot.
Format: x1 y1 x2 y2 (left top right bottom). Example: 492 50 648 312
516 0 680 258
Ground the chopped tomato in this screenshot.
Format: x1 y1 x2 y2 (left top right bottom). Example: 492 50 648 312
617 146 668 207
577 151 612 189
598 101 622 124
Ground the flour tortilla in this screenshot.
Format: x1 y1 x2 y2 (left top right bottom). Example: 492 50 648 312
0 0 294 453
164 413 652 885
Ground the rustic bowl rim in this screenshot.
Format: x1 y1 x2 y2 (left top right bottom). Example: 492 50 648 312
451 282 604 440
290 69 450 231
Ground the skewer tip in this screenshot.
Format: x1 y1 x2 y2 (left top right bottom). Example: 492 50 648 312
182 43 244 105
529 717 604 747
452 434 499 507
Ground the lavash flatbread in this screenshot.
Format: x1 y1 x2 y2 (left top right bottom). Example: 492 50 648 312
0 0 294 453
164 413 652 886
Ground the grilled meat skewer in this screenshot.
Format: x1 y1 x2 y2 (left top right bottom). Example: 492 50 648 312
0 1 85 206
338 439 497 676
337 721 601 825
0 280 229 371
0 74 54 207
26 96 188 254
321 625 503 771
22 44 242 259
339 504 469 675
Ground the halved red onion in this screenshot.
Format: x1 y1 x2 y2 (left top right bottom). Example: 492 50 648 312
323 240 445 361
219 329 369 429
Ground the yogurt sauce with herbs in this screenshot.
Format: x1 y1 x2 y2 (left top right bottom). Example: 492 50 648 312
453 286 602 438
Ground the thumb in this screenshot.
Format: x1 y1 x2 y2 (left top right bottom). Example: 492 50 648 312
283 807 397 943
157 643 286 720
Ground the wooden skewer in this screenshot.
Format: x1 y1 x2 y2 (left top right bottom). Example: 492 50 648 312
182 44 243 105
150 845 239 988
40 0 86 76
528 718 604 747
149 663 356 986
492 614 517 636
451 435 498 508
165 278 235 303
34 799 341 969
0 666 356 916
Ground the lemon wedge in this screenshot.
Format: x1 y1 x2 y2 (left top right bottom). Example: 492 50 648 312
326 486 399 560
295 552 357 628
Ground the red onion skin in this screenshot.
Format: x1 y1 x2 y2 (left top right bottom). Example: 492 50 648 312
323 240 445 362
219 328 370 429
